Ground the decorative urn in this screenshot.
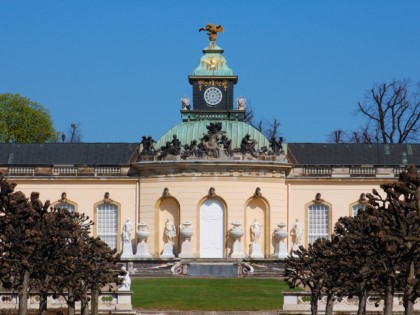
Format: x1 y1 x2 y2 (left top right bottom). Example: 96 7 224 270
273 222 288 242
136 221 150 243
179 221 193 241
229 221 244 239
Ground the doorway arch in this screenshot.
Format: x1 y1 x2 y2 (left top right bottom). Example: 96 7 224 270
199 199 225 258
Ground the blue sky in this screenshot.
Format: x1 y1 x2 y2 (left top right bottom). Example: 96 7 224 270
1 1 419 143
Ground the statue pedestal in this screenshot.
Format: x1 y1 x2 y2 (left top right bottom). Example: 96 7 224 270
121 243 134 258
250 243 264 258
179 240 194 258
230 240 245 258
134 241 151 258
291 244 300 257
161 243 175 258
273 242 288 259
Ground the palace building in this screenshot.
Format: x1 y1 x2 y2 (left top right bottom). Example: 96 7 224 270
1 27 419 261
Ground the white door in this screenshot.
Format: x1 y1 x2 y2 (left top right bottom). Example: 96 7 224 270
200 199 225 258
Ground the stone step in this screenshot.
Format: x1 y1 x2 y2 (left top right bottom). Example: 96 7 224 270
187 262 238 277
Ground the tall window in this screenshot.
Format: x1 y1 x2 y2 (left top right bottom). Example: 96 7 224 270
55 202 76 213
97 203 118 249
352 204 366 217
308 204 329 244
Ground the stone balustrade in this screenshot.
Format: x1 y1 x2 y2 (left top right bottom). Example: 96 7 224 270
283 291 420 313
0 290 134 314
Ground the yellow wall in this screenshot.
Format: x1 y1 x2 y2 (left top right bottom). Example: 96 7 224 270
286 179 389 246
10 179 138 252
139 176 288 257
8 175 395 258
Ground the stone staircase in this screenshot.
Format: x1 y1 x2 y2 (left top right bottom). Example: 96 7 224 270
126 259 285 278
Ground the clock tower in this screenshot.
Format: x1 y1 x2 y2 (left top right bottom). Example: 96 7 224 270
182 25 243 122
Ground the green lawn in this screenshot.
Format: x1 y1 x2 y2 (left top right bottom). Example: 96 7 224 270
131 277 299 311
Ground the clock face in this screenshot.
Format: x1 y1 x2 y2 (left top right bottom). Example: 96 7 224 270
204 87 223 106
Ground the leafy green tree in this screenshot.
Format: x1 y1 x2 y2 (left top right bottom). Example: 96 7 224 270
0 93 58 143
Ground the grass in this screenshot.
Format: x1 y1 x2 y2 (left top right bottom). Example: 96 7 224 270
131 277 299 311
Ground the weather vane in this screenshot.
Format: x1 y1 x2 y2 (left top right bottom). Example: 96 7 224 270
199 23 224 42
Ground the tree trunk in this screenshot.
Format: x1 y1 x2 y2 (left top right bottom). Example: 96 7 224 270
403 261 415 315
383 278 394 315
67 288 75 315
18 270 30 315
91 290 99 315
357 288 368 315
80 295 89 315
405 300 414 315
38 291 48 315
310 293 319 315
325 291 334 315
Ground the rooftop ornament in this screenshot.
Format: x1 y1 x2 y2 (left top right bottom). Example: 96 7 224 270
199 23 224 42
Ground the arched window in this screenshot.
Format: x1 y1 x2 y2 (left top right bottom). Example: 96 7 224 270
96 203 118 249
352 204 366 217
52 193 77 213
308 203 330 244
55 202 76 213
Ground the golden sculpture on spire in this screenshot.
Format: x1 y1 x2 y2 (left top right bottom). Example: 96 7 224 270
199 23 224 41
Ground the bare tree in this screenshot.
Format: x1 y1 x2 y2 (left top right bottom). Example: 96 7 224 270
284 245 323 315
265 118 281 140
348 124 373 144
67 123 82 143
370 165 420 315
358 79 420 143
326 129 346 143
244 102 255 125
327 79 420 143
0 177 47 315
244 103 281 139
0 174 119 315
285 166 420 315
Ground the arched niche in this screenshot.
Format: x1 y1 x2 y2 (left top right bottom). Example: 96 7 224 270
245 197 269 257
155 196 180 256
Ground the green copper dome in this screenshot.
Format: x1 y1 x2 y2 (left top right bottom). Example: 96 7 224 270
156 120 270 151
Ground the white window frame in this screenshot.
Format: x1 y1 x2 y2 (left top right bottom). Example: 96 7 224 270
352 204 366 217
307 203 330 244
96 203 118 249
55 202 76 213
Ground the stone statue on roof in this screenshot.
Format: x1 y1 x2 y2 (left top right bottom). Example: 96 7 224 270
199 23 224 41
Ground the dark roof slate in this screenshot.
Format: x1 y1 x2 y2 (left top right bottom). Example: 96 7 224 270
0 143 419 166
0 143 139 165
287 143 420 166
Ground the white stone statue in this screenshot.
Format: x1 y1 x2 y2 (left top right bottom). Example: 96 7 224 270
237 97 246 110
293 219 303 247
250 218 262 243
165 219 176 243
118 266 131 291
122 218 132 244
180 97 190 109
121 218 134 258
